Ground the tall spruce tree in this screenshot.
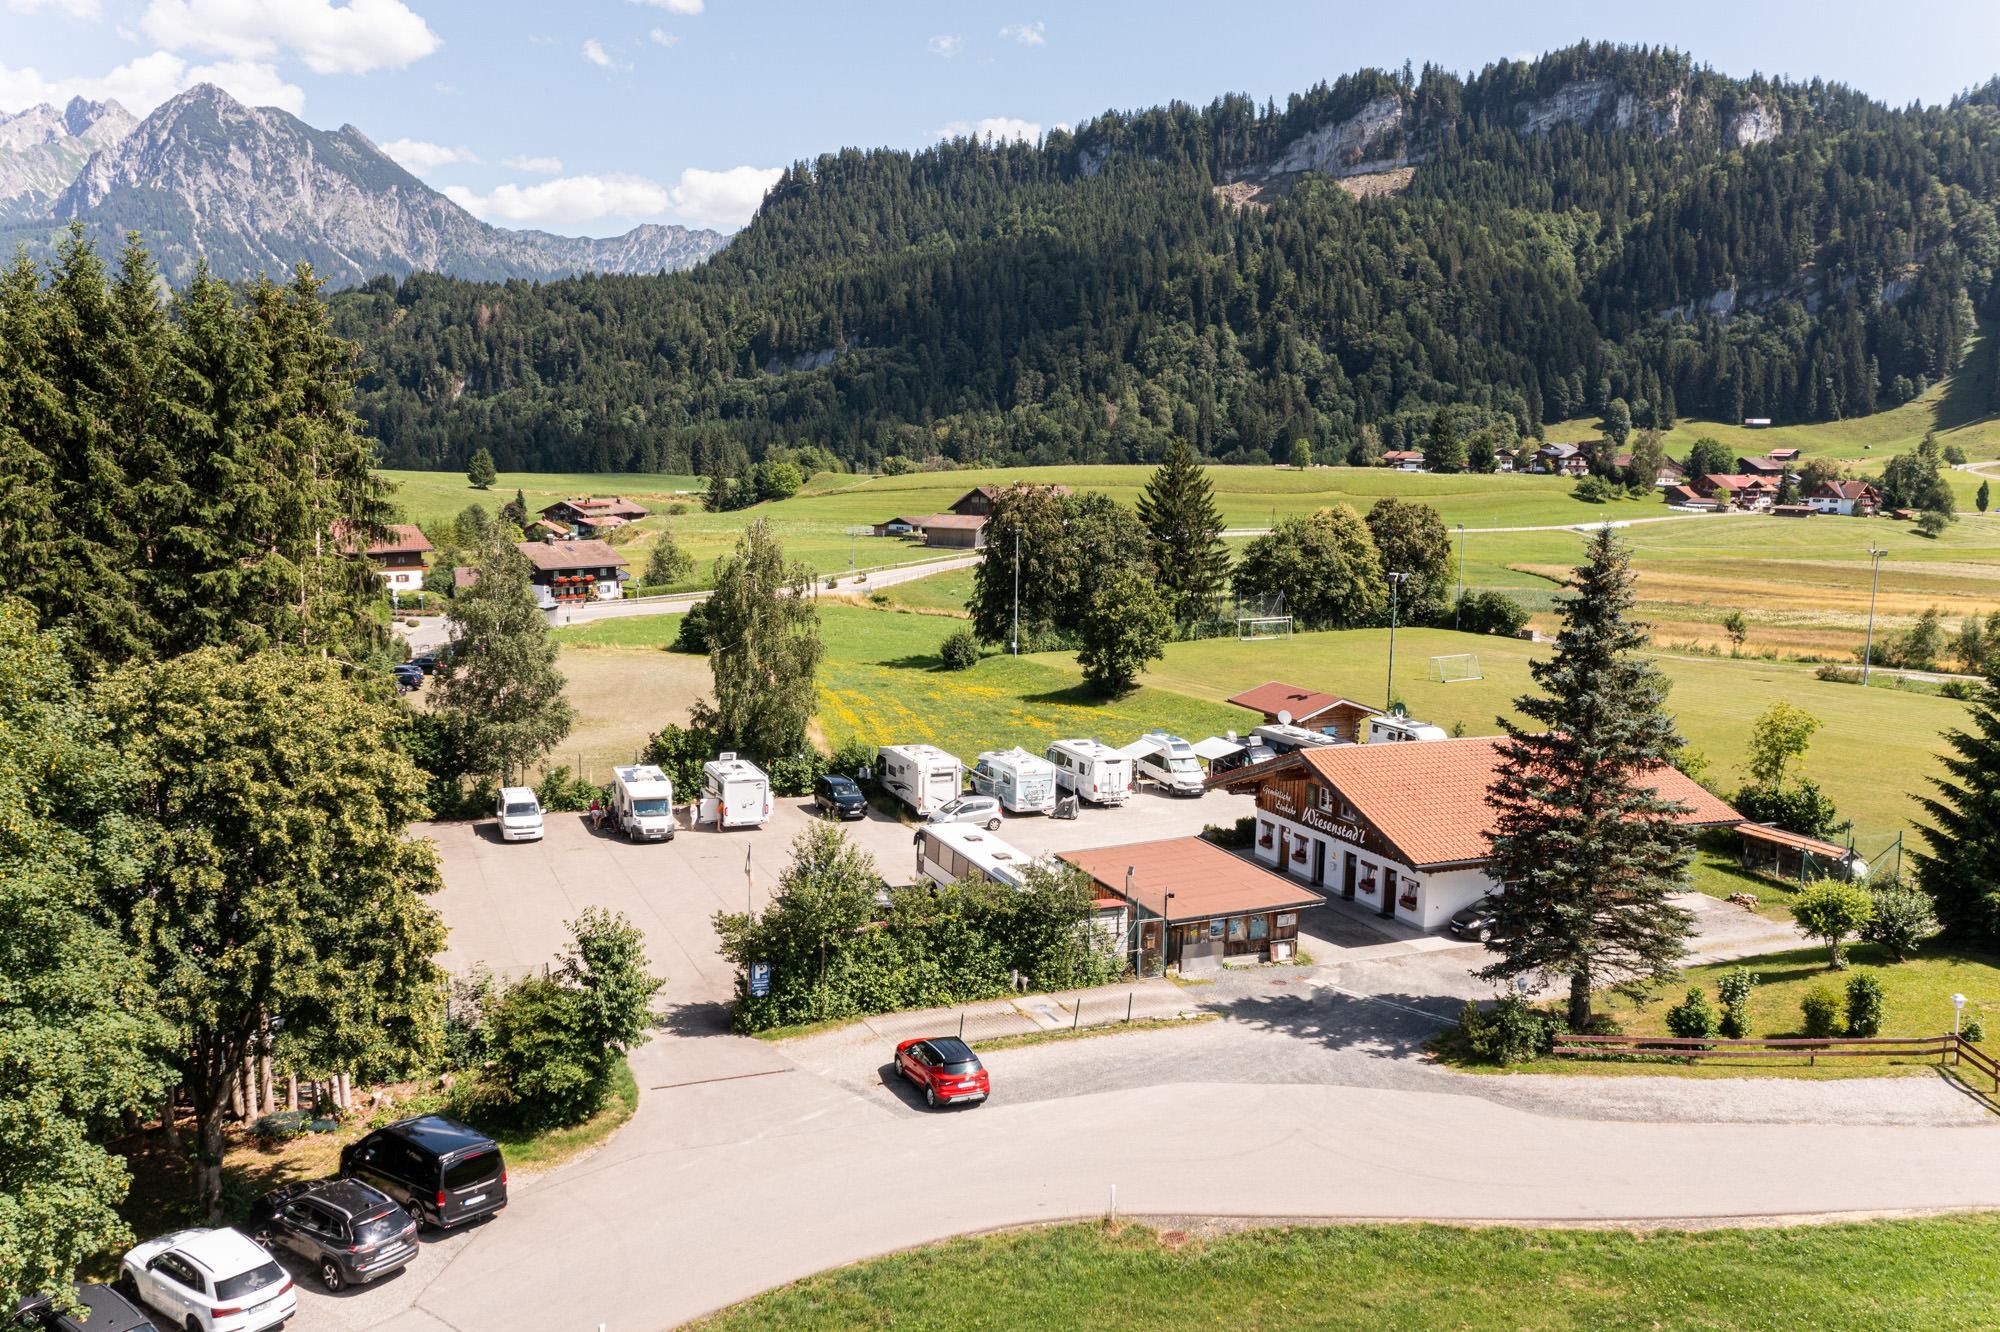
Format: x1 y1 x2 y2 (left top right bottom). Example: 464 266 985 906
694 519 824 755
433 544 574 784
1135 438 1230 626
1911 666 2000 945
1478 528 1698 1028
466 446 497 489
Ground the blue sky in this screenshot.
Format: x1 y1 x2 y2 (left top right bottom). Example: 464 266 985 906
3 1 1997 236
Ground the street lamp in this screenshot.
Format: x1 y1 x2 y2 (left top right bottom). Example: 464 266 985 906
1454 523 1466 631
1162 890 1176 976
1952 992 1967 1038
1861 546 1888 686
1011 526 1021 656
1385 571 1409 710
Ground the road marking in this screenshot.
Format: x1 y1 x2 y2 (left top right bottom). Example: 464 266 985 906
649 1068 792 1091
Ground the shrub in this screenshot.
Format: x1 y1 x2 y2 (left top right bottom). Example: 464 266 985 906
1791 879 1874 969
1859 883 1939 961
1815 664 1861 684
1665 986 1720 1040
1800 985 1841 1039
939 627 981 671
1456 589 1531 637
1964 1018 1986 1043
1201 816 1258 849
828 736 877 782
671 599 711 654
534 764 602 812
765 750 830 796
1940 679 1977 701
1573 475 1616 503
250 1110 309 1143
1456 994 1559 1065
1735 778 1847 841
641 721 719 795
1844 972 1885 1037
1716 967 1757 1038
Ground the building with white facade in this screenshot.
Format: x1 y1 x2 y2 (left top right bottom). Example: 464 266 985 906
1208 737 1741 932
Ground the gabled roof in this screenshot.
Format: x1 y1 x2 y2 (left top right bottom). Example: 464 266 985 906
1060 837 1324 923
1737 456 1789 474
333 521 432 557
514 538 627 572
1813 480 1879 500
1211 736 1739 870
1225 681 1380 725
1701 473 1770 491
1538 442 1582 457
916 513 989 531
1382 449 1424 462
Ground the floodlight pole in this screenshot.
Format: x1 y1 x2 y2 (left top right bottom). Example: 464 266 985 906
1454 523 1466 631
1861 546 1887 686
1011 526 1021 656
1385 571 1409 710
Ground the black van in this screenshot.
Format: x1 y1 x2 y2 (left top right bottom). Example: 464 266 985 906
339 1115 507 1230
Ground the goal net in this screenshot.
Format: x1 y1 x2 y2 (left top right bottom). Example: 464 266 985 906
1237 616 1294 642
1428 654 1481 683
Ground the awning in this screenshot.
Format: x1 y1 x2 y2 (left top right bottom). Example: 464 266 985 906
1190 736 1247 761
1112 739 1156 760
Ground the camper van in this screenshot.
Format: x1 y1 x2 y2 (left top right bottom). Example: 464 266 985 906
968 748 1059 815
700 753 772 829
609 764 676 841
1127 732 1205 797
1250 721 1346 755
1044 738 1133 805
915 823 1033 890
1369 715 1450 744
495 787 545 842
878 744 964 818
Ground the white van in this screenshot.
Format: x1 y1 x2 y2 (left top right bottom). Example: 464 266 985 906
701 753 772 829
968 748 1059 815
878 744 964 817
1251 721 1345 755
496 786 545 842
1044 738 1133 805
610 764 676 841
1127 732 1205 797
1369 715 1450 743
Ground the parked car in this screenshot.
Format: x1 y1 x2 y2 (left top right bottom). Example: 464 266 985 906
1447 895 1500 942
390 664 423 692
924 794 1001 831
894 1036 990 1109
340 1114 507 1230
14 1285 160 1332
495 786 545 842
408 653 440 675
248 1178 418 1293
119 1228 294 1332
813 773 866 820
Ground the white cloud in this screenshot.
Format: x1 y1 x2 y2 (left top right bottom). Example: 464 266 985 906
666 164 780 230
503 154 563 174
140 0 440 76
444 174 670 228
628 0 702 12
998 21 1045 46
648 28 678 48
381 138 479 173
0 50 302 115
926 34 962 58
6 0 104 19
937 116 1046 144
582 38 613 68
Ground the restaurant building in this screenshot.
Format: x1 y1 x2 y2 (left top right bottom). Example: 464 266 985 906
1208 738 1740 931
1061 836 1324 974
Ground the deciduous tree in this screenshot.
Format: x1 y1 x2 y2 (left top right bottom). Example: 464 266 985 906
1477 529 1697 1028
695 519 823 756
1232 505 1385 629
1365 498 1452 624
643 521 695 587
433 545 573 784
1744 701 1821 786
1077 563 1172 695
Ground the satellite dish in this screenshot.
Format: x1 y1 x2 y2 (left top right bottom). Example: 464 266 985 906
1390 703 1408 719
1276 710 1292 726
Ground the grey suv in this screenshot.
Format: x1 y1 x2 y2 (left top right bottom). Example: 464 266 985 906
249 1178 418 1291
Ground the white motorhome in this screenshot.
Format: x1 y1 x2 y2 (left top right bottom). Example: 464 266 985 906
878 744 964 817
968 747 1058 815
1250 721 1346 755
1369 715 1450 744
1045 738 1133 805
700 753 772 829
914 823 1033 890
609 764 676 841
1125 731 1205 797
495 786 544 842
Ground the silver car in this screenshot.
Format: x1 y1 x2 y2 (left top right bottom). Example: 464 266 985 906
926 795 1002 830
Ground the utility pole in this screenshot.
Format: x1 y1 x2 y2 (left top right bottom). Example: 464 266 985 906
1011 525 1021 656
1454 523 1465 631
1385 571 1409 710
1861 546 1887 686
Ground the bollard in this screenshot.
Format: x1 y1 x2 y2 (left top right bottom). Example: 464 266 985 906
959 1011 965 1039
1126 992 1134 1023
1072 1001 1081 1030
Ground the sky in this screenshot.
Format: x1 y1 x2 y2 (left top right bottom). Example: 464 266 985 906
3 1 1998 237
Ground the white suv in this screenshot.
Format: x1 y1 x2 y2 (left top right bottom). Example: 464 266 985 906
496 786 545 842
121 1228 296 1332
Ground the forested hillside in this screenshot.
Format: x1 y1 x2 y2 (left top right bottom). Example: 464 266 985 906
329 44 2000 475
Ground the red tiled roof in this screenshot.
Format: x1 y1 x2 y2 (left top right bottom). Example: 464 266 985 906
1382 450 1424 463
1225 681 1379 724
1061 837 1324 922
514 538 628 572
1815 480 1878 501
368 523 433 556
1216 737 1739 869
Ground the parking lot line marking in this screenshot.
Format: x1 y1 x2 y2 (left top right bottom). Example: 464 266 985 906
649 1068 793 1091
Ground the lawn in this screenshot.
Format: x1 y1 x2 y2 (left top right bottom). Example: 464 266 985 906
1133 624 1967 847
693 1215 2000 1331
381 469 703 527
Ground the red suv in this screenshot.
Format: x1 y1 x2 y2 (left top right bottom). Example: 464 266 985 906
894 1036 990 1108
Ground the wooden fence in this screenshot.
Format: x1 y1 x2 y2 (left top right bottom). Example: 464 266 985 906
1552 1032 2000 1091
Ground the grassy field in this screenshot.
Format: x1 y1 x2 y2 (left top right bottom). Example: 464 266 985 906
1134 624 1966 846
694 1215 2000 1331
382 469 703 527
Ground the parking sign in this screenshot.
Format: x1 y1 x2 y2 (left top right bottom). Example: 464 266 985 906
749 962 771 997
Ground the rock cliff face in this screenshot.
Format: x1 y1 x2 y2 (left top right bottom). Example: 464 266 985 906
1726 98 1782 147
1267 95 1412 177
0 97 137 221
3 84 725 284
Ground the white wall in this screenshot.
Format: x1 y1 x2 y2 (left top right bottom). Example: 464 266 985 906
1257 811 1497 931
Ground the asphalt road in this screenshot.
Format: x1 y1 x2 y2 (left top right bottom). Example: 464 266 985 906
268 805 1997 1332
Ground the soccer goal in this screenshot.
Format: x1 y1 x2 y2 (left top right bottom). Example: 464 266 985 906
1428 653 1482 683
1237 615 1294 643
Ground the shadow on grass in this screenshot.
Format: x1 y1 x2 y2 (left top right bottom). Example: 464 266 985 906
1021 683 1124 709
